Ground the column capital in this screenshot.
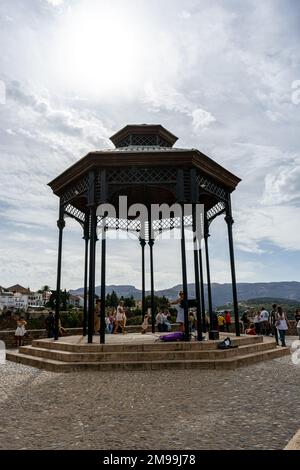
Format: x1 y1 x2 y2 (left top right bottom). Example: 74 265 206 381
148 239 154 247
57 218 65 230
225 214 234 225
139 238 146 247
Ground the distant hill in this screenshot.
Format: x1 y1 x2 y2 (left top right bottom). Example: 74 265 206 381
244 297 300 306
70 281 300 307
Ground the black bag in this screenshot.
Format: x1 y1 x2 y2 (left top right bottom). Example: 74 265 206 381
217 337 238 350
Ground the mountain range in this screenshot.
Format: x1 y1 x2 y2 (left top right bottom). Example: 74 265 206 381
70 281 300 307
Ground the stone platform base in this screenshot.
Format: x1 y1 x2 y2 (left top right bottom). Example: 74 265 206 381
285 429 300 450
6 333 289 372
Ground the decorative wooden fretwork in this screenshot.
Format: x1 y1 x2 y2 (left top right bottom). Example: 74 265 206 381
107 167 177 185
117 134 172 148
60 175 89 205
207 201 226 224
196 172 228 202
64 204 85 226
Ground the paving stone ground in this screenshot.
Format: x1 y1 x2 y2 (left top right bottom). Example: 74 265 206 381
1 339 300 450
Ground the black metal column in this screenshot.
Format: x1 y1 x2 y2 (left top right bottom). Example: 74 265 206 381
192 204 203 341
204 220 213 330
100 224 107 344
180 208 190 341
54 203 65 340
149 237 155 333
198 248 206 332
87 171 97 344
82 215 89 337
140 238 146 319
225 196 240 336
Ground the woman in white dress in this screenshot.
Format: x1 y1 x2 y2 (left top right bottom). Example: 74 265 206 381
14 316 27 347
170 291 185 332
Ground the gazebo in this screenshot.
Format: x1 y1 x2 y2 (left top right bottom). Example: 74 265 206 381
48 124 241 344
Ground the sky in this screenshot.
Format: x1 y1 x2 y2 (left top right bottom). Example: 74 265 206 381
0 0 300 292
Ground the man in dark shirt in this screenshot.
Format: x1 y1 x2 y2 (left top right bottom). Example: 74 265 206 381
270 304 278 345
45 311 55 338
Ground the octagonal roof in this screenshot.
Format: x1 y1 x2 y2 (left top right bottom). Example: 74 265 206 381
109 124 178 148
48 125 241 198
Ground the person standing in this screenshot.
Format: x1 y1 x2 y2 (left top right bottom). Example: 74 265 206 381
225 311 232 333
270 304 279 345
141 313 149 334
253 311 260 335
241 311 249 333
170 291 185 332
260 307 270 335
114 300 125 334
276 306 289 347
45 311 55 338
295 309 300 340
94 299 101 334
217 313 225 332
14 316 27 347
108 308 115 334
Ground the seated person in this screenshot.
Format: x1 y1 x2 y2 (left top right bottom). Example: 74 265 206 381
156 310 168 332
245 323 256 335
188 311 196 332
58 318 67 337
141 313 149 334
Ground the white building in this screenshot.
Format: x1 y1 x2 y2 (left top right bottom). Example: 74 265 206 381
0 287 51 312
0 291 15 312
69 294 84 308
14 292 28 310
28 292 44 308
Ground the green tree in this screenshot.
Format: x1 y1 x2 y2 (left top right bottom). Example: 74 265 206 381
110 290 119 308
46 290 70 310
124 295 135 308
145 295 169 311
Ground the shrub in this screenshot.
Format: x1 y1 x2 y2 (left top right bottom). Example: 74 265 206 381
126 315 143 325
60 310 83 328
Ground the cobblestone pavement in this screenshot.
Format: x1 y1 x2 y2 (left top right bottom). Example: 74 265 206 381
0 345 300 450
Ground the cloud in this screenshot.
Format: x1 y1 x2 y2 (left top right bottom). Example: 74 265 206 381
143 81 216 132
235 205 300 253
263 156 300 205
0 0 300 289
46 0 64 6
178 10 191 19
192 108 216 130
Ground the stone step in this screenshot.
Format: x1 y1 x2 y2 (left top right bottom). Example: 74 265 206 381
31 334 263 353
6 346 289 372
18 341 276 363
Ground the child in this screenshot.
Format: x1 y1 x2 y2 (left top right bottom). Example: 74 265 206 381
15 316 27 347
141 313 149 334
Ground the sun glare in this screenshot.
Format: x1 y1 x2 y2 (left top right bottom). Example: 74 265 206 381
57 2 144 96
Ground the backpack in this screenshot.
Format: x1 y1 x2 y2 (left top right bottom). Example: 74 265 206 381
217 337 238 349
159 331 184 342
